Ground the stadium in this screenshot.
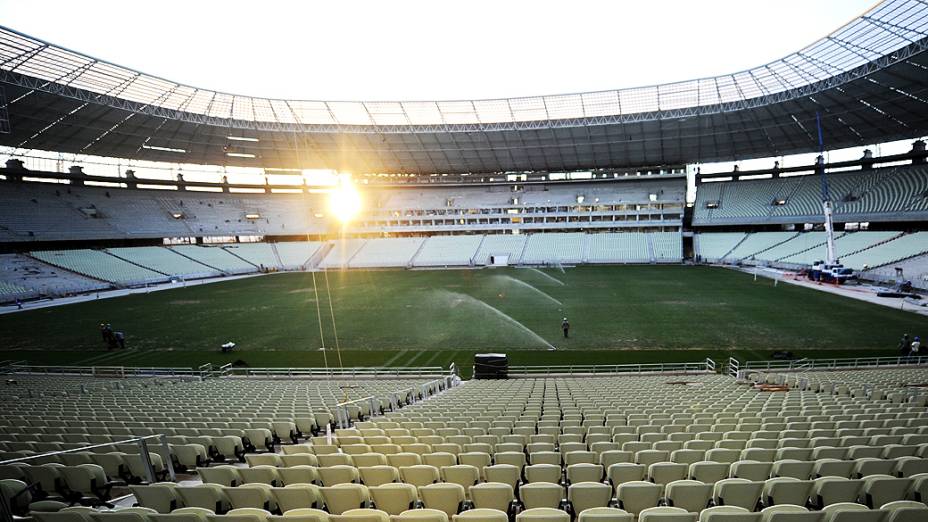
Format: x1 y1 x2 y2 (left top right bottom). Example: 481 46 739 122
2 0 928 521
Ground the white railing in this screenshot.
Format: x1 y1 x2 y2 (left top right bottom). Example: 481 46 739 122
741 356 928 372
226 366 446 378
5 363 203 378
0 434 176 483
508 360 715 376
727 357 741 378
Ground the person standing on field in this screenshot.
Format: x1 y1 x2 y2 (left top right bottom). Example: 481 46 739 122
562 317 570 339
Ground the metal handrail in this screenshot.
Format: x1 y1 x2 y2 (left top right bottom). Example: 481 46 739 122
6 364 203 377
728 357 741 378
227 366 446 378
741 356 928 371
508 361 713 376
0 434 176 483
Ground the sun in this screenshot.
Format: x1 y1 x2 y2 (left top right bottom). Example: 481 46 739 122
328 177 362 223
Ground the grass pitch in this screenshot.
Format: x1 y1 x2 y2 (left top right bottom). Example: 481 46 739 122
0 265 923 377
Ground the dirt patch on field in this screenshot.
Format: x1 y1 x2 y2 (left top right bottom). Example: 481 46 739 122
169 300 201 305
287 288 315 294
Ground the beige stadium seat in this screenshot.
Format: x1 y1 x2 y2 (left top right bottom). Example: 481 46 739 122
209 507 272 522
149 507 215 522
568 482 613 514
130 483 182 513
811 477 862 509
225 484 277 511
89 507 159 522
423 454 457 469
567 464 604 485
713 479 764 511
615 481 662 515
200 467 243 488
387 455 422 468
246 455 284 468
879 500 928 516
483 465 519 491
860 476 911 508
33 507 100 522
494 452 526 469
763 478 813 507
665 480 712 513
638 506 697 522
469 482 515 515
771 461 814 481
419 483 466 518
320 484 371 515
819 503 882 522
59 464 117 504
607 463 646 486
273 484 322 512
319 466 361 487
649 462 689 485
391 509 448 522
525 464 562 484
240 466 282 487
441 465 480 493
690 462 730 484
520 482 565 510
281 509 330 522
514 508 570 522
697 506 759 522
399 465 440 488
758 505 815 522
177 484 231 513
452 508 508 522
360 466 400 487
369 484 418 516
354 454 389 468
278 466 320 486
576 507 634 522
319 455 354 468
731 462 774 482
330 508 390 522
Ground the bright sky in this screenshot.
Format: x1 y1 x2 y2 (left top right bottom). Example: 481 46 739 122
0 0 876 101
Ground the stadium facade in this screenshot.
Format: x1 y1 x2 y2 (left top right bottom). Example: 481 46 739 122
0 0 927 301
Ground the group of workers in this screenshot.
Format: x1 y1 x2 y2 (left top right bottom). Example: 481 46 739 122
99 322 126 350
899 333 922 357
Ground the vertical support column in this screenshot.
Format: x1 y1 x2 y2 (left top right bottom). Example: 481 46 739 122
137 438 157 484
160 434 177 482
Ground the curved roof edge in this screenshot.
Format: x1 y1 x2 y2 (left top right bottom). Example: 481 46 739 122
1 0 926 131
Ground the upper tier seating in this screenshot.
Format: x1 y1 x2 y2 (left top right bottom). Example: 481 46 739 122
169 246 257 274
30 249 167 285
412 236 484 267
693 165 928 226
106 247 219 279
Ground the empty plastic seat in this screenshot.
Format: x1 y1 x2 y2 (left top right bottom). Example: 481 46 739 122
713 479 764 511
368 483 417 516
515 508 569 522
420 483 466 518
576 507 634 522
665 480 712 513
615 481 662 515
568 482 613 514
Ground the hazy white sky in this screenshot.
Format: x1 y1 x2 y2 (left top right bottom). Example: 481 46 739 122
1 0 875 101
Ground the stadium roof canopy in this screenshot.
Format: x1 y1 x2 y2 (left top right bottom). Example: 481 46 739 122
1 0 927 175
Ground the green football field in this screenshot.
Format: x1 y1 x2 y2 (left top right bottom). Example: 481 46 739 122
0 265 924 377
